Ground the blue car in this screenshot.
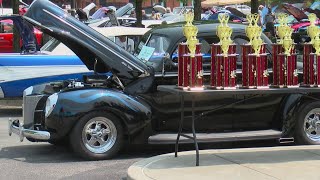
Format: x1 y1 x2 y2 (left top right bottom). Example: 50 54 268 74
0 16 91 98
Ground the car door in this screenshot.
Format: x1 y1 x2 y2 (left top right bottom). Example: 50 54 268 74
232 35 280 130
149 34 236 132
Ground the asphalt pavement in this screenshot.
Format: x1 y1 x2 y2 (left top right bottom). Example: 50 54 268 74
0 108 280 180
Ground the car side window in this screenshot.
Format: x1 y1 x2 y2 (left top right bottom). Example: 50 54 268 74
165 36 219 73
0 22 13 33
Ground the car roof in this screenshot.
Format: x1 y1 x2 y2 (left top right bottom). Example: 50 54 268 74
92 26 151 36
149 21 247 38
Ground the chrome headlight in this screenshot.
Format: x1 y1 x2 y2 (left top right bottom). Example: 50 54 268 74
45 93 58 118
23 86 33 96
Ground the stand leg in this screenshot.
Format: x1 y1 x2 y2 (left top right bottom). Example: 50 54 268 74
175 95 184 157
191 95 199 166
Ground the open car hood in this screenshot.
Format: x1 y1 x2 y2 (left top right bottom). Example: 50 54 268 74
23 0 150 80
225 7 246 18
282 3 308 21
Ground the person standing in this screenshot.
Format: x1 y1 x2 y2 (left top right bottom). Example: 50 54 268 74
115 36 135 54
142 10 149 20
264 8 275 37
150 11 156 20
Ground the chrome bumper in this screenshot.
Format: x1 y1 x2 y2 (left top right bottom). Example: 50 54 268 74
8 118 50 142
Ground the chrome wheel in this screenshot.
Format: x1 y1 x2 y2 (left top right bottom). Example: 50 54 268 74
304 108 320 142
82 117 117 154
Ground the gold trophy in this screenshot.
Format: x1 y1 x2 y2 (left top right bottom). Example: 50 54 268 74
276 13 289 44
187 37 198 58
244 13 268 88
252 35 263 56
217 13 230 40
214 13 237 89
312 35 320 87
220 29 233 57
182 12 203 90
302 13 319 87
281 26 297 87
183 12 198 43
307 13 318 44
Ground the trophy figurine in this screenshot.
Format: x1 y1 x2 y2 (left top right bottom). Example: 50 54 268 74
301 13 318 87
178 12 203 89
243 13 268 88
271 13 297 88
311 35 320 87
210 13 237 89
271 13 288 87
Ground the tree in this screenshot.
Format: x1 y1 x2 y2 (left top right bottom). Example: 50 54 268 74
135 0 144 27
11 0 20 52
179 0 188 6
179 0 202 21
193 0 201 21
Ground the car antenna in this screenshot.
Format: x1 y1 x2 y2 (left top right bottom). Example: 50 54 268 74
94 58 98 75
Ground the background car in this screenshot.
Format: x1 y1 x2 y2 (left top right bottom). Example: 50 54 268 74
0 19 42 53
0 16 150 99
134 21 274 75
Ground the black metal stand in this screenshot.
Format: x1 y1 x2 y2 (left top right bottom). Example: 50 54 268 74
175 94 199 166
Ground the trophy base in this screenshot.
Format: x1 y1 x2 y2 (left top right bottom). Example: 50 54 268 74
239 86 249 89
269 85 280 88
224 86 237 90
207 86 218 90
215 86 224 90
188 86 205 91
256 86 270 89
300 84 311 88
287 85 300 88
279 85 288 88
248 86 257 89
176 86 189 90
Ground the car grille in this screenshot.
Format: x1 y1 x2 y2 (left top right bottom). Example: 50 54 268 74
23 95 46 129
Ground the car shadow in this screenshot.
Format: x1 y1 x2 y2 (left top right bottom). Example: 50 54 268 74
0 140 279 164
0 143 176 163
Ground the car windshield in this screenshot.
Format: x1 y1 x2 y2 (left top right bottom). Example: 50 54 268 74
41 37 60 51
135 34 170 59
173 7 183 14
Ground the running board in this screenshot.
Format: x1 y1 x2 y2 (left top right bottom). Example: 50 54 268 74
148 129 282 144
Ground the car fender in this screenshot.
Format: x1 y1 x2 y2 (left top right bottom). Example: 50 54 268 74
46 88 152 139
277 93 320 138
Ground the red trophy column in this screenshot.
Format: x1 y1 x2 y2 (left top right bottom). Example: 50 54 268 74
178 43 188 87
317 54 320 87
182 55 190 88
210 44 217 88
271 44 283 88
241 45 252 88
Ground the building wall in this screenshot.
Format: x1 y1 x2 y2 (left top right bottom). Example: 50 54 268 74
83 0 191 9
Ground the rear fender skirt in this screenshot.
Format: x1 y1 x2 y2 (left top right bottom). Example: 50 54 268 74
276 93 320 138
274 94 303 137
45 88 152 139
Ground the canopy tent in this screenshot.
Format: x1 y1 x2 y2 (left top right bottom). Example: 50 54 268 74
201 0 251 8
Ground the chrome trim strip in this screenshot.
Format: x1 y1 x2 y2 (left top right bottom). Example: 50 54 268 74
0 86 4 98
42 9 147 74
8 119 50 142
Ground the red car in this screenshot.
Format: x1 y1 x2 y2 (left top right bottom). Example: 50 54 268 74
0 19 42 53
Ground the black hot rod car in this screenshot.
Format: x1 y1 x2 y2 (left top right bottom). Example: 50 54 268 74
8 0 320 160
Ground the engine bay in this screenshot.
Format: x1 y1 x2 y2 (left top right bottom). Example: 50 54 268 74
45 74 124 94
